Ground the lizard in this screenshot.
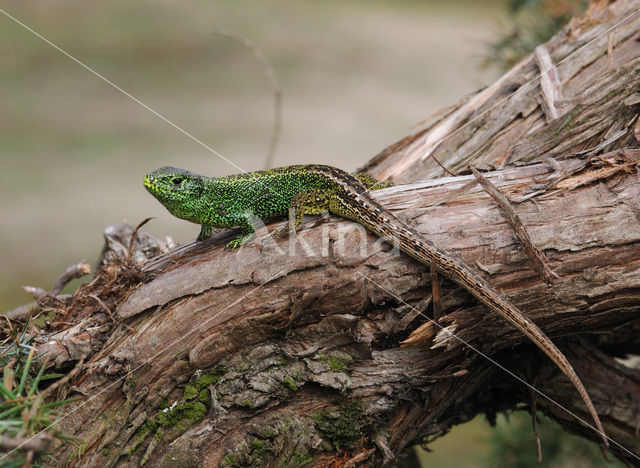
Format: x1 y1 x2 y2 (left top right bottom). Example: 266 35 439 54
143 164 607 445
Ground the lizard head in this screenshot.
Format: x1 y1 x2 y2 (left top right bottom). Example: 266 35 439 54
144 166 206 223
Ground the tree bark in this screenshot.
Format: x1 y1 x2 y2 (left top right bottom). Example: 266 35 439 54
29 0 640 466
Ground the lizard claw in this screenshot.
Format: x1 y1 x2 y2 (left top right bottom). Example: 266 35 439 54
271 223 288 240
225 233 254 250
271 222 298 240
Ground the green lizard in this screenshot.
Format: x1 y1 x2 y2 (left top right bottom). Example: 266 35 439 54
143 164 607 445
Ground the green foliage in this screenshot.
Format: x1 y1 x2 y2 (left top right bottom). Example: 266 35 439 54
0 320 72 466
486 411 624 468
487 0 588 70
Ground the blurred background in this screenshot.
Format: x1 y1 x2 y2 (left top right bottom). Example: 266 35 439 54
1 0 615 466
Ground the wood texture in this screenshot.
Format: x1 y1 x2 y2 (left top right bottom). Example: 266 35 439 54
25 0 640 466
38 150 640 466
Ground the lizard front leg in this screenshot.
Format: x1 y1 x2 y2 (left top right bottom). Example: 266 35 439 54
225 213 258 250
197 225 216 241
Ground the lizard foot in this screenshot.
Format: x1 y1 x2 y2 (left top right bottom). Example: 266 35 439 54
226 233 254 250
270 222 298 240
197 225 216 242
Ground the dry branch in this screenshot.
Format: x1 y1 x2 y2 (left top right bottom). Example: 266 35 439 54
470 166 560 285
37 149 640 467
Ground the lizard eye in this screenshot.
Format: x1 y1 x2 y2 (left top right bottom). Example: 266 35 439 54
171 177 183 185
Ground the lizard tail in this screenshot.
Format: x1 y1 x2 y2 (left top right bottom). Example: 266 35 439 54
357 201 608 447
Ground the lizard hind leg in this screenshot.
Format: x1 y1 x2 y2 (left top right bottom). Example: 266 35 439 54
353 172 393 190
271 189 332 239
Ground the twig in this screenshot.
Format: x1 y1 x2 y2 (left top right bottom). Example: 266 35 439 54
40 357 85 399
51 262 91 296
88 295 114 322
374 434 395 465
5 295 72 323
471 167 560 285
5 261 90 322
428 150 456 176
21 286 47 301
430 261 443 321
535 44 563 122
214 28 282 169
127 217 154 261
0 434 51 454
344 447 375 467
530 384 542 463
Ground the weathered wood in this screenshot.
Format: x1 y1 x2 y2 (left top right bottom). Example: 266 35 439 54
21 0 640 466
362 0 640 182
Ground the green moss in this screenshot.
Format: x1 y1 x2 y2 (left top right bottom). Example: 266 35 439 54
221 454 239 467
153 429 164 443
310 401 367 450
74 440 88 458
605 89 619 100
554 108 580 135
236 360 250 372
522 155 536 163
317 353 348 372
198 388 212 406
327 356 345 372
283 376 298 391
292 449 312 465
193 366 227 390
138 419 159 438
122 419 158 457
124 366 225 461
123 443 139 456
183 383 198 400
276 355 287 366
240 399 254 409
157 401 207 427
249 439 266 456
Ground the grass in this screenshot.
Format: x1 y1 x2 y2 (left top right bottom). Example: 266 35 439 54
0 319 73 466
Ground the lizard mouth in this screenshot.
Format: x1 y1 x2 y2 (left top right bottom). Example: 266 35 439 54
143 174 166 198
143 174 156 191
